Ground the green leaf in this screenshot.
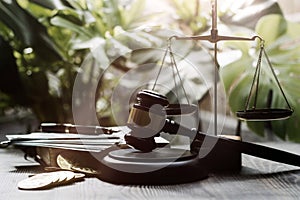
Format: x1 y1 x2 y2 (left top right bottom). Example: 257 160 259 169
29 0 69 10
50 15 93 38
0 36 26 105
65 0 87 10
285 110 300 142
71 37 105 50
122 0 145 27
0 0 63 61
90 39 110 70
101 0 122 30
0 0 33 46
55 8 85 26
220 0 282 29
227 73 253 113
106 37 131 58
113 27 152 49
256 14 287 46
223 40 252 55
220 56 252 93
247 121 265 137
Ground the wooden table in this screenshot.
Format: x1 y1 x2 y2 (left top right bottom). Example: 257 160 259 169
0 142 299 200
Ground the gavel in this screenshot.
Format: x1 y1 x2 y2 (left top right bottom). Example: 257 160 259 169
124 89 300 168
125 89 199 152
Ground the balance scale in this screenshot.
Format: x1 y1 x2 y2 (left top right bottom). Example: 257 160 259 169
94 0 297 185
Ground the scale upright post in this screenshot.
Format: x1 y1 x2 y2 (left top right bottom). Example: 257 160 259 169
173 0 263 136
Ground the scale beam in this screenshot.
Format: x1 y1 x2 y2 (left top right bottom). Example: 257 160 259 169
170 0 263 43
171 34 264 43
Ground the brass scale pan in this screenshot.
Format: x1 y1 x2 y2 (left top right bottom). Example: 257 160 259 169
236 45 293 121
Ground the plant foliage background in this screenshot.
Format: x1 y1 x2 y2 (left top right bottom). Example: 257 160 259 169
0 0 211 124
0 0 299 141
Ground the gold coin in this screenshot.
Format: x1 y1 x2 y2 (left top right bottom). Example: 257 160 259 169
18 171 83 190
18 173 58 190
61 171 76 182
74 173 85 179
56 154 73 170
57 154 98 175
51 171 76 185
53 171 68 183
71 165 99 175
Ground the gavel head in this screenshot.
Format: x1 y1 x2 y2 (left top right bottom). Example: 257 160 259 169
125 89 169 152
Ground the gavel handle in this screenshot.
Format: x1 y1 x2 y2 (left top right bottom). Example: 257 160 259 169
225 138 300 167
163 119 300 167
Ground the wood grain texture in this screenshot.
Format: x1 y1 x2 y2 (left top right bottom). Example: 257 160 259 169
0 142 299 200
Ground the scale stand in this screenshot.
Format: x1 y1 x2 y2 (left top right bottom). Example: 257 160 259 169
173 0 293 128
172 0 265 136
166 0 293 172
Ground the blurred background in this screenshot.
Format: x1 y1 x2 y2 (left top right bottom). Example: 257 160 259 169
0 0 299 143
